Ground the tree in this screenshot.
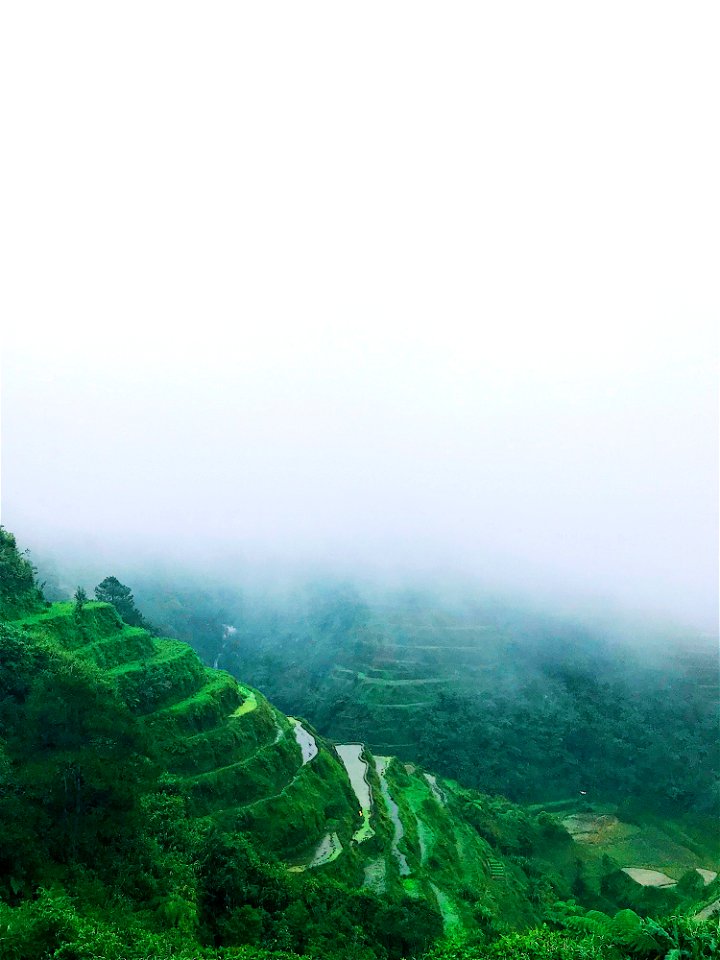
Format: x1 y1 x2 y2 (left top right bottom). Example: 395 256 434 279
0 527 45 619
94 577 149 628
73 587 88 615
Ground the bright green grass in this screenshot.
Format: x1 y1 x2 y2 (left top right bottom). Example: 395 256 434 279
430 883 462 929
12 600 115 625
230 685 259 716
149 672 240 719
11 602 123 648
12 601 74 624
402 877 423 898
73 629 156 669
106 638 193 675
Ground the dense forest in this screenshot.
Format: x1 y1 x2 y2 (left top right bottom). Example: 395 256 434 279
3 530 718 959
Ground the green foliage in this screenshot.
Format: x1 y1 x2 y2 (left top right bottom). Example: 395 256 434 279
424 911 720 959
0 623 154 878
0 579 445 959
94 576 150 628
1 532 716 960
0 527 45 620
154 580 717 817
73 587 88 615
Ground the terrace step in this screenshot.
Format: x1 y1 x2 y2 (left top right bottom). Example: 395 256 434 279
486 856 506 879
143 672 243 735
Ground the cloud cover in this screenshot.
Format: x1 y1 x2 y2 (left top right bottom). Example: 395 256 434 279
2 3 718 628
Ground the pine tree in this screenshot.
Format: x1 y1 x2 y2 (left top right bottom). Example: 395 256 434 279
94 577 148 627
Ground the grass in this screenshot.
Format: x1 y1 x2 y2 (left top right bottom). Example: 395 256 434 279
430 883 461 930
183 734 301 815
11 601 123 648
146 672 242 732
230 684 259 716
107 638 191 674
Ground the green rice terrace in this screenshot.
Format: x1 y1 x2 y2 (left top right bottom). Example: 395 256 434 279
5 600 584 932
230 602 516 756
7 599 717 931
210 587 719 820
1 527 718 960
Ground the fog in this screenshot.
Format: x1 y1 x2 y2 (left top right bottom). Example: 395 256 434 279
2 5 718 631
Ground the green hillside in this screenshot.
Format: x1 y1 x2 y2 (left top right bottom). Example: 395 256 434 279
2 529 718 959
184 584 718 813
2 600 570 921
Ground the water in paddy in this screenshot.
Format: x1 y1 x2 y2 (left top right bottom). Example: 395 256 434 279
288 832 342 872
336 743 372 809
336 742 375 842
424 772 446 805
621 868 676 888
374 756 410 876
290 718 318 764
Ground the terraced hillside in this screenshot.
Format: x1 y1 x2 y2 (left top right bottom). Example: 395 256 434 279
11 603 358 867
11 597 715 940
213 597 517 758
314 607 513 753
4 516 719 960
8 599 590 933
202 587 718 812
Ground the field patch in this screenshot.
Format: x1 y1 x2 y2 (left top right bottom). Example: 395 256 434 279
622 868 676 888
231 685 258 717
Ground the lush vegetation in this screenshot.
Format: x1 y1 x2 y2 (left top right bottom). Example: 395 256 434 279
4 532 717 958
123 578 719 815
93 575 152 629
0 528 45 620
424 909 720 959
0 538 442 958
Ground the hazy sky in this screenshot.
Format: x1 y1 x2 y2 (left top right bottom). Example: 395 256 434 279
2 4 718 628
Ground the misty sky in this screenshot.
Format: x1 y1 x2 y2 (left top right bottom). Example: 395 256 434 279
2 5 718 629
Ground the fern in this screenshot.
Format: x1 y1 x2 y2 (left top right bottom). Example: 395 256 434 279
609 909 661 956
566 910 612 938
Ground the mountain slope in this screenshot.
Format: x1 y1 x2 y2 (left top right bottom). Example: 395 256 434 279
5 598 580 932
2 532 717 959
188 584 718 812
